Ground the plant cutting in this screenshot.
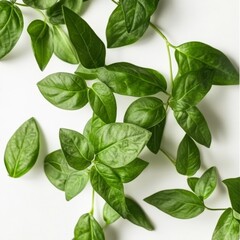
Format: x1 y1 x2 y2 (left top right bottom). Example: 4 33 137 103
1 0 239 239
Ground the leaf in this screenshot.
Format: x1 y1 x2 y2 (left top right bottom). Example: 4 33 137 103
212 208 240 240
147 118 166 154
194 167 217 200
124 97 166 128
53 25 79 64
174 106 211 147
144 189 205 219
92 123 151 168
223 177 240 214
97 62 167 96
0 2 23 59
114 158 149 183
90 165 128 218
4 118 40 178
74 213 105 240
75 64 98 80
169 69 213 111
37 72 88 110
106 5 149 48
187 177 199 192
23 0 57 9
103 202 120 225
121 0 159 32
59 128 94 170
176 134 201 176
88 82 117 123
63 7 106 68
65 171 89 201
27 20 53 71
175 42 239 85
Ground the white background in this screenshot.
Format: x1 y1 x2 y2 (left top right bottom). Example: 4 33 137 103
0 0 239 239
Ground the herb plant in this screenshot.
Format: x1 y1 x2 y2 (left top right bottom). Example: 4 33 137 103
1 0 239 239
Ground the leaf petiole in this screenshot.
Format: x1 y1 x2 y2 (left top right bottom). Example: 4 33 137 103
160 148 176 166
204 206 228 211
90 189 95 215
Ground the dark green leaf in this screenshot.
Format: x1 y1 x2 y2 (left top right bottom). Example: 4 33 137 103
97 62 167 96
124 97 166 128
195 167 217 200
174 106 211 147
92 123 151 168
75 64 98 80
4 118 40 178
175 42 239 85
63 7 106 68
88 82 117 123
74 213 105 240
187 177 199 192
212 208 240 240
103 202 120 225
37 72 88 110
106 5 149 48
27 20 53 71
59 128 94 170
176 134 201 176
0 2 23 59
23 0 57 9
144 189 204 219
223 177 240 214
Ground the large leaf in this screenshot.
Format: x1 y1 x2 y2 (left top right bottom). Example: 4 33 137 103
63 7 106 68
0 2 23 59
37 72 88 110
27 20 53 70
4 118 40 178
144 189 205 219
175 42 239 85
97 62 167 96
92 123 151 168
106 5 149 48
23 0 57 9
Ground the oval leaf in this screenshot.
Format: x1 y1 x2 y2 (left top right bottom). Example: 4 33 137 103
23 0 57 9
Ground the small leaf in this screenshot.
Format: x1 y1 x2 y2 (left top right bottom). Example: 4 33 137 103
4 118 40 178
223 177 240 214
63 7 106 68
103 202 120 225
75 64 98 80
37 72 88 110
124 97 166 128
0 2 23 59
27 20 53 71
212 208 240 240
176 134 201 176
187 177 199 192
88 82 117 123
23 0 57 9
144 189 205 219
195 167 217 200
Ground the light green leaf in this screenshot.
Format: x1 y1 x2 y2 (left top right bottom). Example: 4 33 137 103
23 0 57 9
75 64 98 80
103 202 120 225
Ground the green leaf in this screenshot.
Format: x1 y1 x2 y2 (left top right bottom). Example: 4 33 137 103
124 97 166 128
65 171 89 201
103 202 120 225
169 69 213 111
194 167 217 200
97 62 167 96
53 25 79 64
176 134 201 176
175 42 239 85
88 82 117 123
90 164 128 218
63 7 106 68
23 0 57 9
74 213 105 240
187 177 199 192
121 0 159 32
106 5 149 48
92 123 151 168
75 64 98 80
47 0 83 25
37 72 88 110
59 128 94 170
223 177 240 214
4 118 40 178
114 158 149 183
147 118 166 154
0 2 23 59
174 106 211 147
212 208 240 240
27 20 53 71
144 189 205 219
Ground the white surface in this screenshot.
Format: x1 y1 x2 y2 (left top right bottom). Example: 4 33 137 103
0 0 239 239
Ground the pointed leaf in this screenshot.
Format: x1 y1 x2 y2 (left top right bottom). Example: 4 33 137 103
187 177 199 192
103 202 120 225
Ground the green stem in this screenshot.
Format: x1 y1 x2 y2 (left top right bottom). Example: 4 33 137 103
15 2 28 7
160 148 176 166
90 189 95 215
111 0 119 4
205 206 227 211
